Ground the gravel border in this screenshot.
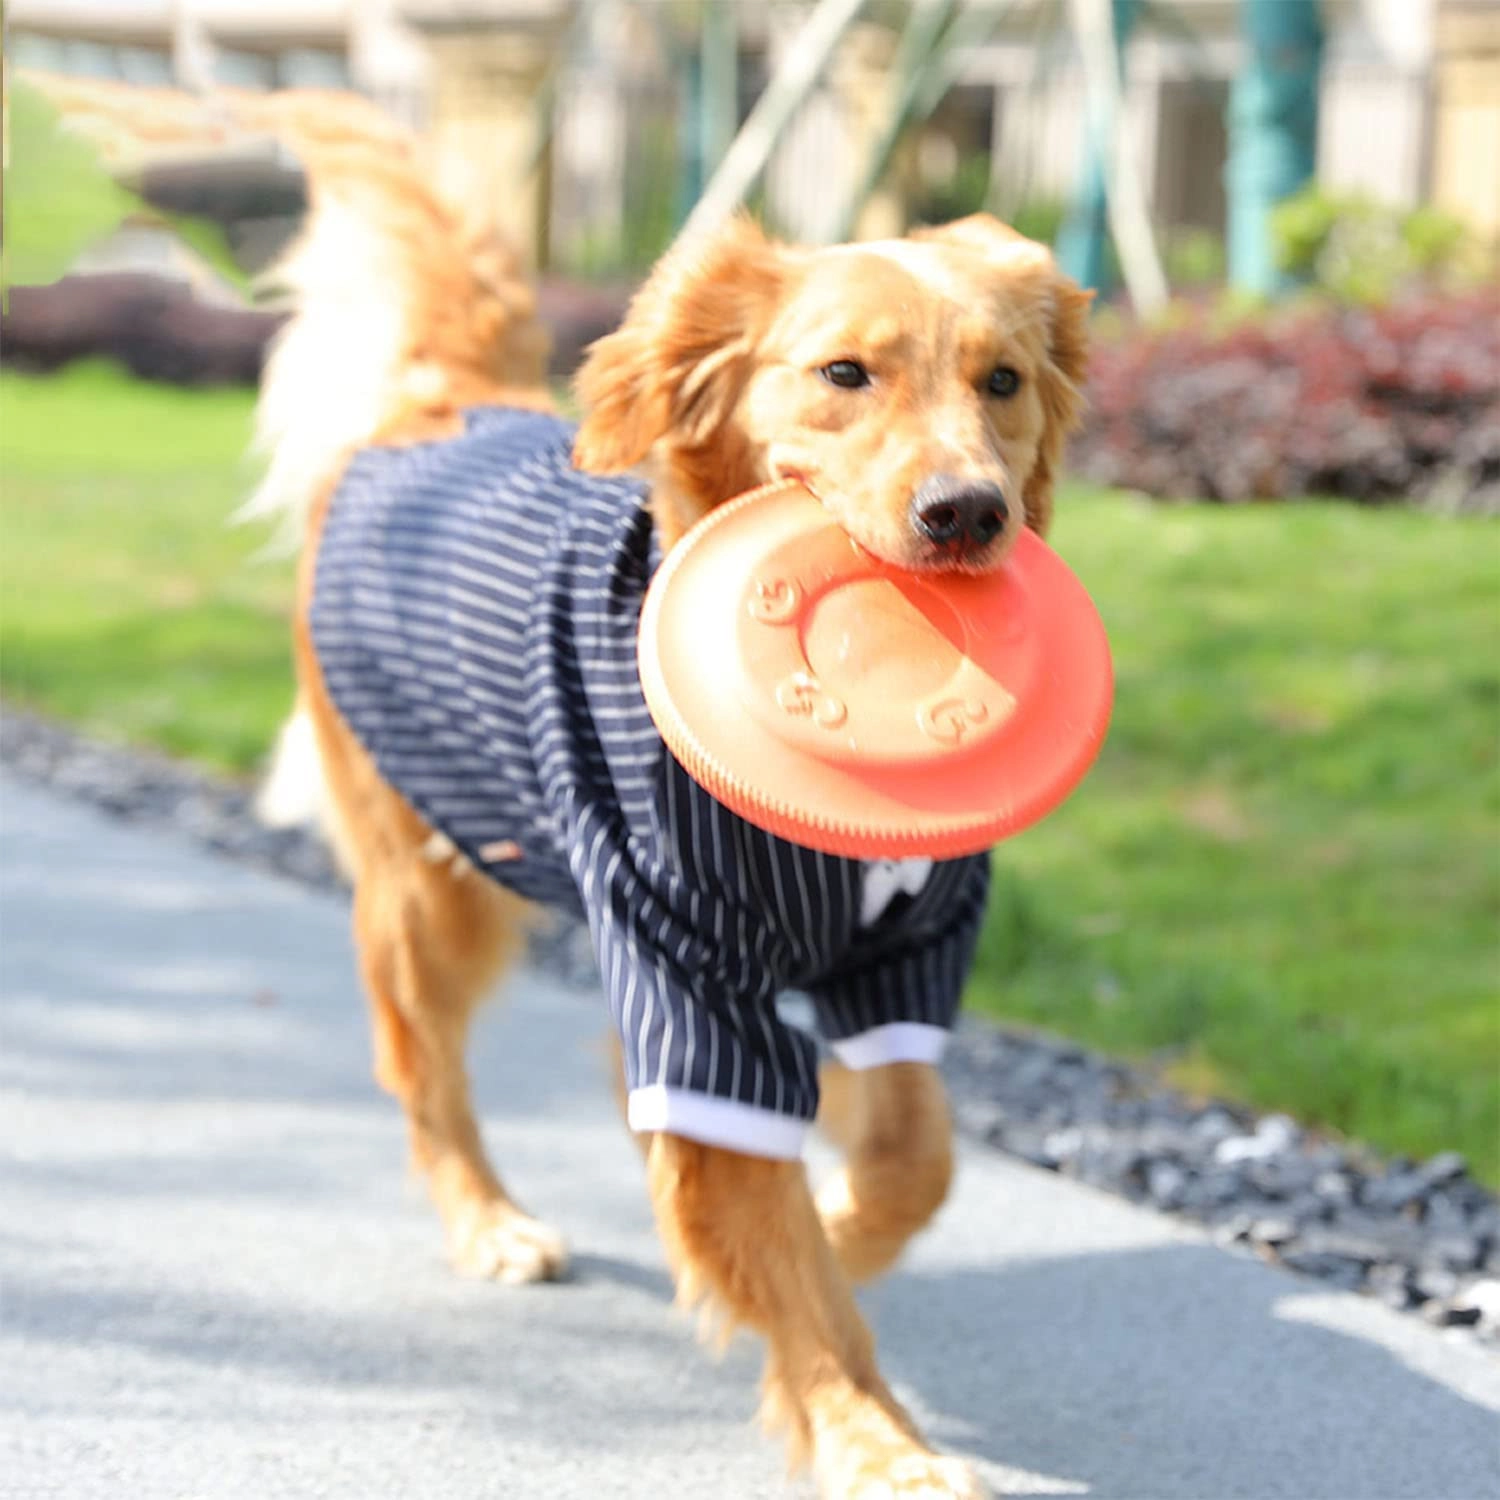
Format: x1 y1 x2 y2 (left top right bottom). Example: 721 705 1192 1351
4 704 1496 1346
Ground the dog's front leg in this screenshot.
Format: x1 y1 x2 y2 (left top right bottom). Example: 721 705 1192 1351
647 1134 987 1499
815 1061 955 1284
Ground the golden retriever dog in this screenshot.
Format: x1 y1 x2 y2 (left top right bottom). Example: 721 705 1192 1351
104 84 1090 1498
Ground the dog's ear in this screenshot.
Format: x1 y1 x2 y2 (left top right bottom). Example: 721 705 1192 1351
911 215 1093 535
1022 270 1092 537
573 216 788 474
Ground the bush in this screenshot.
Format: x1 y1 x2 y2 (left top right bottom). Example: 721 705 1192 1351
1273 185 1491 305
1004 196 1069 251
1071 288 1500 510
912 150 992 228
1 274 281 386
1162 227 1226 289
0 272 632 385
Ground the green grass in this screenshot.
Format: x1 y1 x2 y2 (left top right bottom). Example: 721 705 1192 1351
0 363 290 770
977 491 1500 1181
3 363 1497 1180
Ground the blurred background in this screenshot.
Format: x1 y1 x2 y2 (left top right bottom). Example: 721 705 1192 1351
2 1 1497 1181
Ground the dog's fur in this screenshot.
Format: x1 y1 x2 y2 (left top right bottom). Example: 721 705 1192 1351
232 92 1089 1498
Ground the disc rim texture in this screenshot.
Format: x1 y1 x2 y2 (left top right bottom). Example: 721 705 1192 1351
637 480 1113 860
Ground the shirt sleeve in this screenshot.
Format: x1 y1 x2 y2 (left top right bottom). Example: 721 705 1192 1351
574 777 823 1159
804 853 991 1068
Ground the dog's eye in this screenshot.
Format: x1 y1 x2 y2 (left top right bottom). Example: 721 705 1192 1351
821 360 871 390
987 366 1022 398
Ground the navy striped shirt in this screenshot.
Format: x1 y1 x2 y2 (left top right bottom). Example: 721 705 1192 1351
312 407 989 1158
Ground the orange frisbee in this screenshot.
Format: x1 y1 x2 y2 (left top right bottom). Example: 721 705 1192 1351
637 479 1112 860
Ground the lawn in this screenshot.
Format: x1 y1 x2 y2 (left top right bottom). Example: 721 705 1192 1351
0 363 291 769
3 362 1497 1181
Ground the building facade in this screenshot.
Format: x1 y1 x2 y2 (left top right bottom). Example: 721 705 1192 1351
11 0 1498 271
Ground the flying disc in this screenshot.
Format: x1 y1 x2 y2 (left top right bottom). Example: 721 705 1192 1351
637 479 1112 860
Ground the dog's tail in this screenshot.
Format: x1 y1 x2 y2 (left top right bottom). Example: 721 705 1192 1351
226 92 552 549
23 73 551 551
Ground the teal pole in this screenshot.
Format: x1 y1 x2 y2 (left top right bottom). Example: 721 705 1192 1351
1226 0 1324 296
679 1 738 229
700 0 738 184
1057 0 1141 295
678 51 703 227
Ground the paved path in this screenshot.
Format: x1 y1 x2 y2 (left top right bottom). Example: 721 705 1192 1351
2 774 1497 1499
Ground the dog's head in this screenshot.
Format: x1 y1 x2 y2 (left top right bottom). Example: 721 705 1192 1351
573 213 1091 570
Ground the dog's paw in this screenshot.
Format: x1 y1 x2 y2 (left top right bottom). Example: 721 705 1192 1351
827 1449 991 1500
448 1204 570 1284
880 1453 990 1500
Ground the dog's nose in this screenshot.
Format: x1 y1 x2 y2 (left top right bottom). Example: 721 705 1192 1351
911 476 1010 552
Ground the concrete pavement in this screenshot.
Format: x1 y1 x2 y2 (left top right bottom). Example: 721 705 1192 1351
2 772 1497 1499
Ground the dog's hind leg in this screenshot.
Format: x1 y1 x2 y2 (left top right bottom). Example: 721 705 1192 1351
300 640 567 1283
350 838 569 1283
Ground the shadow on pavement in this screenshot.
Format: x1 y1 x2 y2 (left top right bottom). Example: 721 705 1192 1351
872 1246 1500 1499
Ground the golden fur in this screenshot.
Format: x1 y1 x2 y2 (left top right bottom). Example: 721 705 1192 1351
155 87 1088 1498
574 214 1091 560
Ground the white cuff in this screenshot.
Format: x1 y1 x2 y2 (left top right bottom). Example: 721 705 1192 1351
627 1084 809 1161
828 1021 949 1072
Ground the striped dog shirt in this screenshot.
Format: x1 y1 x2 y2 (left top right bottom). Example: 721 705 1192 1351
311 407 990 1159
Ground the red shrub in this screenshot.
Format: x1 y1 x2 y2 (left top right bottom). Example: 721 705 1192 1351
1071 289 1500 509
